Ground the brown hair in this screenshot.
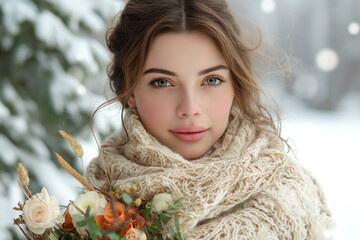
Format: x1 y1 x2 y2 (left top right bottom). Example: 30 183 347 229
103 0 283 143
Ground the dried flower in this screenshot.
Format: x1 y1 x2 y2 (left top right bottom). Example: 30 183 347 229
134 198 142 207
124 187 131 194
17 163 29 187
59 130 84 159
55 152 95 191
63 204 75 231
131 185 137 191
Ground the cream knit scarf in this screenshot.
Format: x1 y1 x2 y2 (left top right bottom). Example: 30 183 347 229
86 105 334 239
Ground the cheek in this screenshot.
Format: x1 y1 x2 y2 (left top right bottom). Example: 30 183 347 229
135 92 172 129
207 90 234 121
215 94 233 110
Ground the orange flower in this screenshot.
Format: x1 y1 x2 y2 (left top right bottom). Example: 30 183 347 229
96 201 127 230
63 204 75 231
120 206 145 236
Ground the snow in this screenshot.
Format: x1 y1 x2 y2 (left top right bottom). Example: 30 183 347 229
35 10 105 73
27 138 50 158
280 94 360 240
7 116 28 137
2 82 36 117
1 0 38 35
48 60 83 112
0 101 10 119
46 0 105 33
0 181 23 240
0 35 13 50
44 0 121 33
14 44 32 65
0 134 17 165
3 82 19 102
88 38 111 64
66 38 100 73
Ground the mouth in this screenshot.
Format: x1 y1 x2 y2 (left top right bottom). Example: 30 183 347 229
170 126 208 142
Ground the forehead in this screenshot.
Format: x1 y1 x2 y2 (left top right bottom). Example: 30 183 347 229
143 32 227 72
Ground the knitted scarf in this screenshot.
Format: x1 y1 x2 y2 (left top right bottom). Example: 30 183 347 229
86 105 334 239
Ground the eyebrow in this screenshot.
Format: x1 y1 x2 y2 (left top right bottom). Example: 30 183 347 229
142 65 228 76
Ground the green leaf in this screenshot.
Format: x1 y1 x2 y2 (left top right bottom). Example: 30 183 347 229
174 218 180 232
122 192 134 204
106 233 122 240
173 198 184 206
44 231 50 240
49 230 60 240
167 223 175 237
157 234 164 240
159 213 171 223
171 206 182 210
154 222 164 230
76 220 87 227
85 206 91 217
177 231 184 240
141 208 151 218
72 214 84 223
86 217 102 238
166 210 177 214
148 231 154 238
147 227 160 233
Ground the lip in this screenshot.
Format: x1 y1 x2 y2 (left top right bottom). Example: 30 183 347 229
170 126 208 142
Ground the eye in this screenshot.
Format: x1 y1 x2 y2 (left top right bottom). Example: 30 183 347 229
203 77 223 86
151 79 172 88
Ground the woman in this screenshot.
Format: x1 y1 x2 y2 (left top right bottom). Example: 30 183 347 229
86 0 334 239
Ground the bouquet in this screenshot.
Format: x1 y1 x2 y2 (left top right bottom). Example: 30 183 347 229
13 131 185 240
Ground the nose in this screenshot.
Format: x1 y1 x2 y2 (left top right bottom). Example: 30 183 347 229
176 91 202 118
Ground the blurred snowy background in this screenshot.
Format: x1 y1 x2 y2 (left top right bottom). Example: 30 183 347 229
1 0 359 239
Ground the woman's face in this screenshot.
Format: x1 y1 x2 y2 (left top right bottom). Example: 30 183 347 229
128 32 234 160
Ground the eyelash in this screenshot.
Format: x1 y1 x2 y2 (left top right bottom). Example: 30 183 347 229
202 75 225 87
149 75 225 88
150 78 173 88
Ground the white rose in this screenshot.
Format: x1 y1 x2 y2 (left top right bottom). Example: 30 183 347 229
125 227 147 240
68 191 107 234
151 193 174 214
23 188 64 235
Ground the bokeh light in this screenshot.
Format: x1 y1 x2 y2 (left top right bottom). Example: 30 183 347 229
348 22 360 35
316 48 339 72
261 0 276 13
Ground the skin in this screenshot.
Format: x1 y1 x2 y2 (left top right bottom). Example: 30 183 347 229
128 32 234 160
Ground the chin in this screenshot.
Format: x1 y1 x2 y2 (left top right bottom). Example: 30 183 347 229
178 149 207 160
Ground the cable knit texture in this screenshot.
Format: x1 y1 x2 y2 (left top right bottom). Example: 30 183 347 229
86 105 335 239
